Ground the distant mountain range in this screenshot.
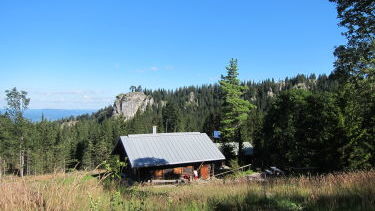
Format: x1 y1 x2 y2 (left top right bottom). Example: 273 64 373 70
0 109 97 122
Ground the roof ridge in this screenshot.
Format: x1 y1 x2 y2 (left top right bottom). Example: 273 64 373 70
125 132 202 138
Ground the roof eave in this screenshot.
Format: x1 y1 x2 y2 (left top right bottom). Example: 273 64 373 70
131 157 225 168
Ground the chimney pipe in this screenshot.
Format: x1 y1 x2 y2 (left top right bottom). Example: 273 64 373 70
152 126 157 135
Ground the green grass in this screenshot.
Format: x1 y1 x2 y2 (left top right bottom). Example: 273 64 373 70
230 169 255 178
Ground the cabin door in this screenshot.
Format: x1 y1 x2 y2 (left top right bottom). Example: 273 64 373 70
200 165 210 179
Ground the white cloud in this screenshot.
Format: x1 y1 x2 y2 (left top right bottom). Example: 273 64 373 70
27 89 114 109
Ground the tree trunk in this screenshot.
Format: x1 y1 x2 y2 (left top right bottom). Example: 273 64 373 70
19 136 24 177
2 159 5 177
63 159 66 173
26 150 30 175
237 129 244 165
19 150 24 177
0 156 2 178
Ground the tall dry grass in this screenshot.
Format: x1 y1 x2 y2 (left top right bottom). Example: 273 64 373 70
205 170 375 210
0 170 374 210
0 171 109 211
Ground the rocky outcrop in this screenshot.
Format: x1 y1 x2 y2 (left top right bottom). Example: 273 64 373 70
186 91 198 107
112 92 154 120
267 88 275 98
293 82 308 90
61 120 78 128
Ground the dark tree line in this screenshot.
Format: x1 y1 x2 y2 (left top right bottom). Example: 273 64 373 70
0 73 336 176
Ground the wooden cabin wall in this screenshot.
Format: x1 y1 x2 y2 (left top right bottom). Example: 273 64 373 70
151 166 193 180
133 161 223 181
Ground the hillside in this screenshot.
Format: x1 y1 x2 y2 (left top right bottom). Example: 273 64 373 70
88 73 334 135
0 109 97 122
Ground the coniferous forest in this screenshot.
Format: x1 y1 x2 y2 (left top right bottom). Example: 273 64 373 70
0 0 374 177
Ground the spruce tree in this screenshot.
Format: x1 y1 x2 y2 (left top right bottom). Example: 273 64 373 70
219 59 255 160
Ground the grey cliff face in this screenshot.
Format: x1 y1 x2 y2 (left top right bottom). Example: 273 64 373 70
112 92 154 120
186 91 198 106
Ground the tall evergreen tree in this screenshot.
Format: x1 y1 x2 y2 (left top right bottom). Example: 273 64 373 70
219 59 255 159
330 0 375 169
5 87 30 177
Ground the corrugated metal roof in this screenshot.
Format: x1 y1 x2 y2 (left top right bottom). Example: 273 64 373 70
119 132 225 168
216 142 254 156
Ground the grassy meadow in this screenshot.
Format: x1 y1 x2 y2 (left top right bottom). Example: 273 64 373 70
0 170 374 211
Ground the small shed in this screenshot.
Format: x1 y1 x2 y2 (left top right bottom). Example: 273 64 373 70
113 132 225 181
216 142 254 156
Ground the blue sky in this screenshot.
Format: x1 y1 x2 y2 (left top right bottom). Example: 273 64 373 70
0 0 345 109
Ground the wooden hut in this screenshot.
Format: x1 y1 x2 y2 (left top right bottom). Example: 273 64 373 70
113 130 225 181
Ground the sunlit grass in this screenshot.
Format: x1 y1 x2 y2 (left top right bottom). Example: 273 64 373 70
0 170 374 210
